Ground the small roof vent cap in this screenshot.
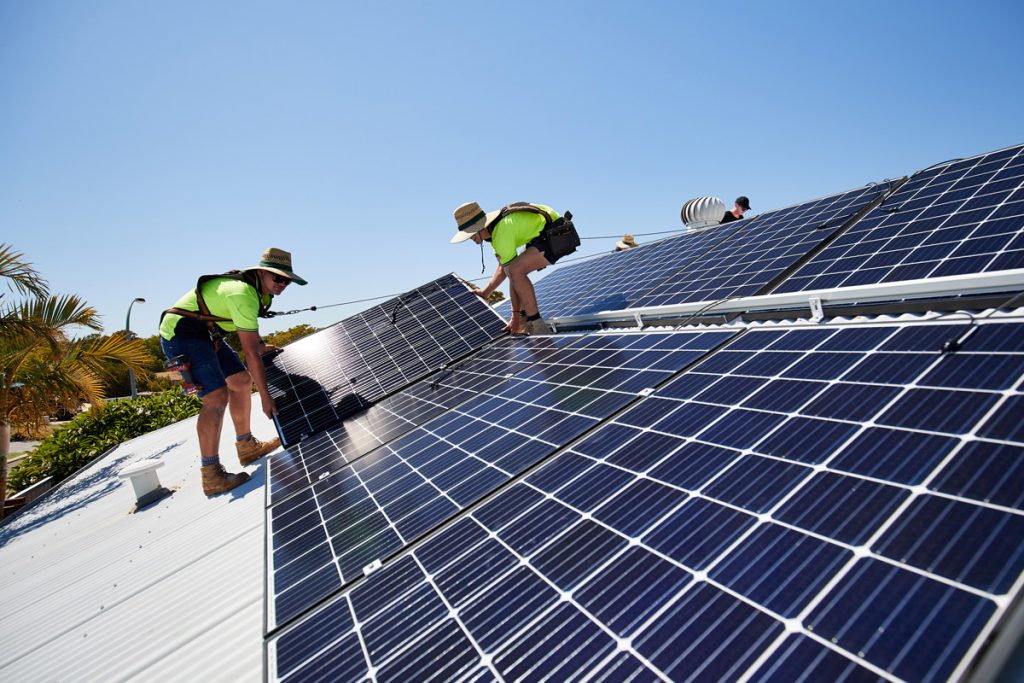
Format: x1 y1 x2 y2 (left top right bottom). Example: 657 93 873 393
118 459 171 509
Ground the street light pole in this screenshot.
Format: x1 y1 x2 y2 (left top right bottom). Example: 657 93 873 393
126 297 146 400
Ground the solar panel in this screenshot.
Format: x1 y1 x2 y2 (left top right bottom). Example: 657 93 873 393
265 274 506 446
632 182 894 307
528 226 740 318
266 339 561 507
264 329 736 630
266 315 1024 682
778 144 1024 293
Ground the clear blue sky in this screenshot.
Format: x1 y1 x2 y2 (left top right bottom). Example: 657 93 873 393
2 0 1021 337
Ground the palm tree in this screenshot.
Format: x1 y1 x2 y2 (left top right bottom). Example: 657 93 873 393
0 247 150 511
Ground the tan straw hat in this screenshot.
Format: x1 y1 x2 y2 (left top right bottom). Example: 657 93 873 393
616 234 638 250
450 201 501 244
245 247 307 285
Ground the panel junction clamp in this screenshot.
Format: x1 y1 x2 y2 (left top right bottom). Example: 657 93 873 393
808 296 825 322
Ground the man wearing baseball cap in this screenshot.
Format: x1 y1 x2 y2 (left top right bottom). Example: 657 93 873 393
159 247 307 496
721 196 752 223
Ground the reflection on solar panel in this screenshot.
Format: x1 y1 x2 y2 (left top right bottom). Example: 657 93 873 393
778 144 1024 293
265 274 505 446
267 316 1024 682
266 339 557 506
632 182 893 307
265 330 736 629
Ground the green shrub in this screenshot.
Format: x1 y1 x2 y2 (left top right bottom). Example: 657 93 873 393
7 391 201 494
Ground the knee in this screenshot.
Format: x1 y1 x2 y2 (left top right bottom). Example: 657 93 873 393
201 388 229 414
226 371 253 392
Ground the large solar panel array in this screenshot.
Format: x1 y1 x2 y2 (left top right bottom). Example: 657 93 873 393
265 330 736 629
267 315 1024 682
775 144 1024 293
265 274 505 446
631 182 893 307
259 143 1024 683
508 180 892 322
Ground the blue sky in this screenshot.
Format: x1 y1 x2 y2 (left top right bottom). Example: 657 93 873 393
1 0 1021 337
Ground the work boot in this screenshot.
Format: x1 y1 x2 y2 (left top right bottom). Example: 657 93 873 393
201 463 250 496
236 435 281 466
524 317 554 336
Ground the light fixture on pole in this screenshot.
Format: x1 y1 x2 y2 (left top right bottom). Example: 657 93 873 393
126 297 146 400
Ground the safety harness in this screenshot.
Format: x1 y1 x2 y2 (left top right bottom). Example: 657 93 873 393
487 202 580 260
161 270 273 344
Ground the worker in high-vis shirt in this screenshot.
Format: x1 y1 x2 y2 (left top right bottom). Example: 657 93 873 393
450 201 578 336
159 247 306 496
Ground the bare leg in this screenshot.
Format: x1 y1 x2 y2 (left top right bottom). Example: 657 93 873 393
225 370 254 437
197 388 229 457
504 247 551 317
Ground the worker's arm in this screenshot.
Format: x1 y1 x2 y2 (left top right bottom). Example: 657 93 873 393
238 330 276 419
475 261 506 299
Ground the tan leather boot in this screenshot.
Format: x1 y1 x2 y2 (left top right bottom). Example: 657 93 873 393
236 435 281 466
201 463 250 496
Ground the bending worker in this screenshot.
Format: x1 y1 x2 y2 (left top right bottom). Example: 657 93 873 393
159 247 307 496
450 201 577 335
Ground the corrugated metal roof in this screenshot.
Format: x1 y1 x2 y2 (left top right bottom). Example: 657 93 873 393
0 408 272 682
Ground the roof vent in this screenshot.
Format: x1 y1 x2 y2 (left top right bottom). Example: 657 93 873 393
681 196 726 231
118 459 172 509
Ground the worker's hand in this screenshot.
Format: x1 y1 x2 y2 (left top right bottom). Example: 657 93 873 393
259 342 282 355
261 394 277 420
472 288 488 300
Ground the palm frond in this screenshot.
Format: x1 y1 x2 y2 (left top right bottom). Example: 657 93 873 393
0 244 48 298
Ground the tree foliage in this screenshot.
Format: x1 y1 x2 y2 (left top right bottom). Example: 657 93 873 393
0 244 152 511
8 391 202 493
264 323 318 347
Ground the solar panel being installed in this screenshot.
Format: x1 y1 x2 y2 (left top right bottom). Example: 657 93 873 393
266 315 1024 683
777 144 1024 293
265 274 506 446
265 329 737 630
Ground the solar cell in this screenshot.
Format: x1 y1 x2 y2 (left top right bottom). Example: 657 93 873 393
267 316 1024 682
265 329 735 630
778 144 1024 293
265 274 506 446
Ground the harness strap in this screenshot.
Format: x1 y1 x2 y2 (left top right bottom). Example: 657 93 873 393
486 202 555 230
161 269 272 344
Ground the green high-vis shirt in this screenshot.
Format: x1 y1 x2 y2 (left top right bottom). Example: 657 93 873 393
490 204 559 265
160 277 271 340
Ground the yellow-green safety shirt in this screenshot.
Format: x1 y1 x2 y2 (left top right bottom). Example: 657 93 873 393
490 204 560 265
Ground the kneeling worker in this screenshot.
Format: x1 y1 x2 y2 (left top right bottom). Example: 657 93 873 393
159 247 307 496
450 201 577 335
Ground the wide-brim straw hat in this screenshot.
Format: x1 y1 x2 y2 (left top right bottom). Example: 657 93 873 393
450 201 501 244
245 247 307 285
616 234 638 250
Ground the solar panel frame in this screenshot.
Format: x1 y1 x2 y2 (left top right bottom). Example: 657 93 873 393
266 314 1024 683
